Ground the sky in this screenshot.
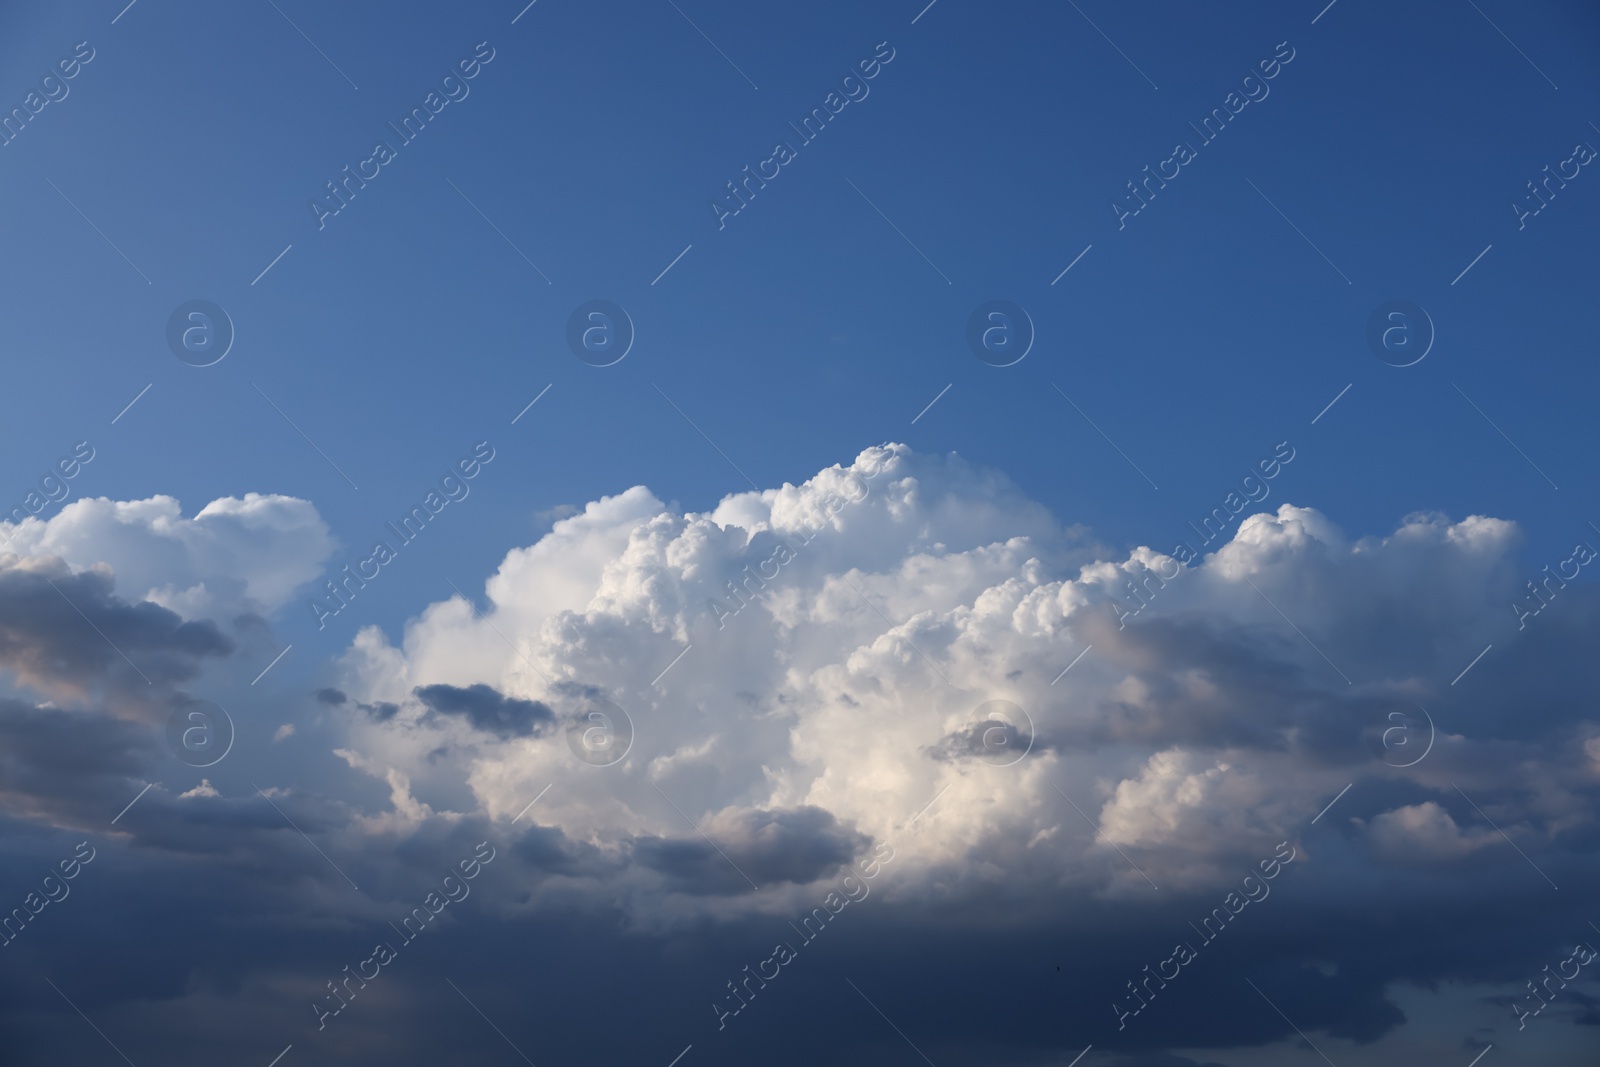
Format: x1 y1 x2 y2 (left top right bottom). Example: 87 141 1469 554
0 0 1597 1064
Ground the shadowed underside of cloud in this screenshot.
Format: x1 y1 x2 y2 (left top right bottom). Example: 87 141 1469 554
1099 1054 1230 1067
632 805 871 893
0 555 234 705
0 699 155 825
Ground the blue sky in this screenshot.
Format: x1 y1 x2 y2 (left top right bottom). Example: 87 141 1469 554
3 0 1594 618
1 2 1598 1065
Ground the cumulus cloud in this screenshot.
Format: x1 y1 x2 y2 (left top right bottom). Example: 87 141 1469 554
1364 801 1499 862
0 493 335 621
314 444 1596 925
3 444 1597 1065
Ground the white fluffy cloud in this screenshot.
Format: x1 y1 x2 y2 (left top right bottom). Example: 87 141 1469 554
1364 801 1499 861
0 493 334 620
319 444 1590 920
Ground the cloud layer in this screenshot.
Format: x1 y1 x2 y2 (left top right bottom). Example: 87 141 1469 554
3 447 1596 1065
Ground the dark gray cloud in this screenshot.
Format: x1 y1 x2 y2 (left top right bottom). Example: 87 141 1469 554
0 559 232 703
633 806 870 894
363 700 400 723
926 715 1032 763
0 699 154 824
0 782 1594 1067
315 685 397 722
413 682 555 738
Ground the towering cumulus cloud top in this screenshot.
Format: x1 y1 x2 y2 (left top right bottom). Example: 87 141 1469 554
310 445 1586 925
